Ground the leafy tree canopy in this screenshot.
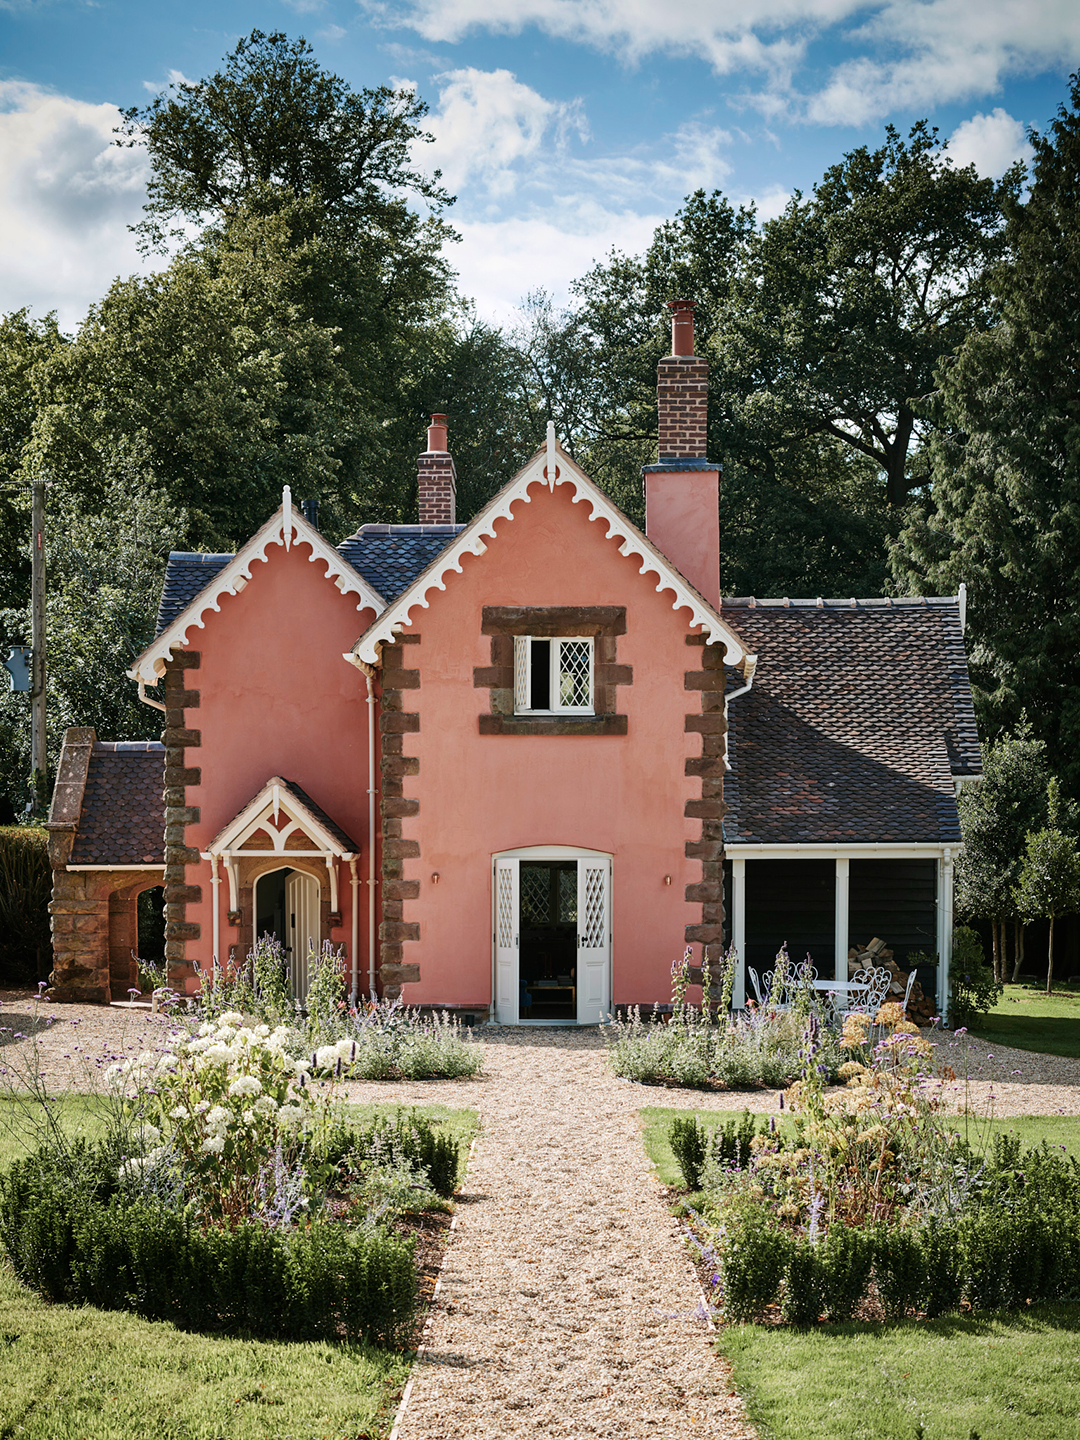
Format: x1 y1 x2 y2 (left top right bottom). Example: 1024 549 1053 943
893 72 1080 792
117 30 452 250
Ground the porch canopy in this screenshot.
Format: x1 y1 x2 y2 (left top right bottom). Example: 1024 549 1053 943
201 777 360 977
720 596 981 1017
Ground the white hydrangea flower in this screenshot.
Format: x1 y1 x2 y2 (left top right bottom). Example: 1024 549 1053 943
194 1099 210 1114
314 1045 338 1072
334 1038 354 1062
219 1011 244 1027
201 1134 226 1154
253 1095 278 1116
135 1122 161 1145
169 1106 189 1121
242 1108 256 1124
277 1104 305 1128
205 1106 230 1131
228 1074 262 1099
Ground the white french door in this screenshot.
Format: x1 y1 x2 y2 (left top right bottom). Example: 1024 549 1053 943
492 850 611 1025
576 857 611 1024
286 869 320 1001
493 858 519 1024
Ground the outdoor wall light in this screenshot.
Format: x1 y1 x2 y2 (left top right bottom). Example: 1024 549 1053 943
664 875 672 886
431 872 440 885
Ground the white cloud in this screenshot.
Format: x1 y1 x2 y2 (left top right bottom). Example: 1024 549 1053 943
807 1 1080 125
372 0 1080 128
142 68 194 96
948 107 1033 176
316 24 348 42
426 67 588 196
451 206 665 325
0 82 150 330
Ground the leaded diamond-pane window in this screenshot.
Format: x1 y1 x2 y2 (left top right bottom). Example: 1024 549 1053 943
514 637 594 715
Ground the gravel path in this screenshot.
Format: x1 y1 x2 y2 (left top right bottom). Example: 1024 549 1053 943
347 1030 756 1440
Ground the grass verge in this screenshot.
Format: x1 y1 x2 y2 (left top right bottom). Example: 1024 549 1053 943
0 1095 477 1439
722 1306 1080 1440
970 982 1080 1058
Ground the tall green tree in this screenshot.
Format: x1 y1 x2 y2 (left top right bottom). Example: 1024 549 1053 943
510 130 1014 595
955 721 1051 981
1015 780 1080 993
893 72 1080 793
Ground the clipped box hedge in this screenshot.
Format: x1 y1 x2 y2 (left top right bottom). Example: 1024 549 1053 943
0 1147 418 1347
0 826 50 985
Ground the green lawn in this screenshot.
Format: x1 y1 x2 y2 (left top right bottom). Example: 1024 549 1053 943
0 1095 477 1440
722 1306 1080 1440
970 982 1080 1058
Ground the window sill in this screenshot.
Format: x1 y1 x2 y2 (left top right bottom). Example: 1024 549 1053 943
479 714 627 736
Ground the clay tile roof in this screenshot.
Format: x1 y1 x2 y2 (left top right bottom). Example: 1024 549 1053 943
278 779 360 853
336 524 465 602
69 741 165 866
721 598 980 846
156 552 234 635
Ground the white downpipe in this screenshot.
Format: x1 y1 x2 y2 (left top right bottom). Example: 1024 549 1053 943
201 852 221 965
365 668 378 999
938 848 955 1022
349 856 359 1005
138 680 166 713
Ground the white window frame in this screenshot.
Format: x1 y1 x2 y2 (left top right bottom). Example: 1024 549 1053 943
513 635 594 716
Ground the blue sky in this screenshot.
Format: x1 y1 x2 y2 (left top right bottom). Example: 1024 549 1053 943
0 0 1076 331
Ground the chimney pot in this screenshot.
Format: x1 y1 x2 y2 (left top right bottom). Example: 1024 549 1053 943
427 413 448 453
668 299 696 357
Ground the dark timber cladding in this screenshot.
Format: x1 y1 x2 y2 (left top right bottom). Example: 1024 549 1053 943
849 860 937 969
744 859 835 976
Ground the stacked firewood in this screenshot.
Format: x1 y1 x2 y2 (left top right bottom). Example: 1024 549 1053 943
847 936 937 1026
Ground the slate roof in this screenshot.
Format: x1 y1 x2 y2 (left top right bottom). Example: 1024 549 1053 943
155 553 234 634
721 598 980 847
69 742 165 867
155 526 463 636
336 524 465 602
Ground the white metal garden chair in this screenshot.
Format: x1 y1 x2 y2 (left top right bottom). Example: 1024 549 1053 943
901 967 918 1018
847 966 892 1017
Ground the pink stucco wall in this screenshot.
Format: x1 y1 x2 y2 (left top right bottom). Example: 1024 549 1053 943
397 477 706 1008
643 468 721 609
183 541 377 974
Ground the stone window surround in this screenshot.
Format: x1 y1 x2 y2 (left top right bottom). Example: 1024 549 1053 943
475 606 631 736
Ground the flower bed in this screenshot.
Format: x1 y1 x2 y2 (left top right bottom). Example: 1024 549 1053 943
0 1013 468 1345
671 1005 1080 1324
605 946 845 1089
193 937 483 1081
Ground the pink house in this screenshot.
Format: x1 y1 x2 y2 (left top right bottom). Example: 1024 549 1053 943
47 303 979 1021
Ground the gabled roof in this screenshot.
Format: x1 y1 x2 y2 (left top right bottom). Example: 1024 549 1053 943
130 488 386 684
207 775 359 855
721 597 980 847
337 524 466 602
69 741 165 867
346 425 755 670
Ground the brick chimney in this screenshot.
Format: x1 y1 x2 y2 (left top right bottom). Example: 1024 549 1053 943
643 302 720 608
417 413 457 526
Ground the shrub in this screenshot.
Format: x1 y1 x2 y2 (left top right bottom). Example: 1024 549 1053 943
781 1238 824 1325
670 1117 709 1190
874 1227 926 1319
716 1203 791 1323
670 1112 762 1190
321 1111 464 1199
949 925 1002 1026
0 825 50 984
0 1146 418 1345
818 1226 874 1322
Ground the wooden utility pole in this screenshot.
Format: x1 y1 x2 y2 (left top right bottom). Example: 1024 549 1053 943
30 477 46 811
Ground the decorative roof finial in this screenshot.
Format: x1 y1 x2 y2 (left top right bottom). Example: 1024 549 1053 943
282 485 292 551
545 420 558 490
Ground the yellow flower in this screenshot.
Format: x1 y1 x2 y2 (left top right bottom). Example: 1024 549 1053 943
875 1001 907 1027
